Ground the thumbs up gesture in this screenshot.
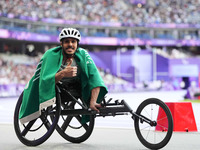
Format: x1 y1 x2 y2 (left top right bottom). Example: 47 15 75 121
62 58 77 77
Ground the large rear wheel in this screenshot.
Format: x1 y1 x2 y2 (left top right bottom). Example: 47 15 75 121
14 91 61 146
52 98 95 143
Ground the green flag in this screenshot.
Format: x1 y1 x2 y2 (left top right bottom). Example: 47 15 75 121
19 46 108 124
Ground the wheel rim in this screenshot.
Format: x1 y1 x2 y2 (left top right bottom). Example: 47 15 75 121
135 99 173 149
14 93 60 146
54 100 95 143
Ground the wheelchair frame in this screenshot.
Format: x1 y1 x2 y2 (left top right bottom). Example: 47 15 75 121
14 83 173 149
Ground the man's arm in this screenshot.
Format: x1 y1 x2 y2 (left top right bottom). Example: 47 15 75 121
90 87 101 112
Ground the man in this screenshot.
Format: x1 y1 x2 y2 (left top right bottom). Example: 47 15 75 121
19 28 107 124
55 27 107 112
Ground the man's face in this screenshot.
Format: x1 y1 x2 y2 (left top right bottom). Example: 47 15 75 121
61 37 78 55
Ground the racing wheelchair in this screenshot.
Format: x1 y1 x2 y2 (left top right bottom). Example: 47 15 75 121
14 82 173 149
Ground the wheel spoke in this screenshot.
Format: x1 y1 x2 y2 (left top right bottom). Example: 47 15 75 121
145 127 151 140
144 108 151 118
156 123 168 130
140 125 152 131
61 116 73 131
151 104 153 120
21 119 37 136
75 115 89 130
157 116 168 122
40 116 51 130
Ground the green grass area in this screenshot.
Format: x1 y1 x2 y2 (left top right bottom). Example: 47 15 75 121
181 99 200 103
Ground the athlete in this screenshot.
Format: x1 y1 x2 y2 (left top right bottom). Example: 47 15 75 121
55 28 107 112
20 27 107 124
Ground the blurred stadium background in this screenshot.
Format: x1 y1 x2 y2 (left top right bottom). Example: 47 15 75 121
1 0 200 100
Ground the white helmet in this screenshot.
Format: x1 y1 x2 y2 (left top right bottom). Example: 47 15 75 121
59 28 81 41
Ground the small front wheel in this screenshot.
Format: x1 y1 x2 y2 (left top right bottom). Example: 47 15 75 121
134 98 173 149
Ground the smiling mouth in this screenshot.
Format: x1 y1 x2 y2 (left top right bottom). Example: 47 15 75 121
65 49 75 54
66 49 73 51
66 46 74 49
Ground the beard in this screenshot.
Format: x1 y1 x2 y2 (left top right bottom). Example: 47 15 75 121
63 47 75 59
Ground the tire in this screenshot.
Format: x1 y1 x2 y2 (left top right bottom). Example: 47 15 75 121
134 98 173 149
14 91 61 146
51 94 95 143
